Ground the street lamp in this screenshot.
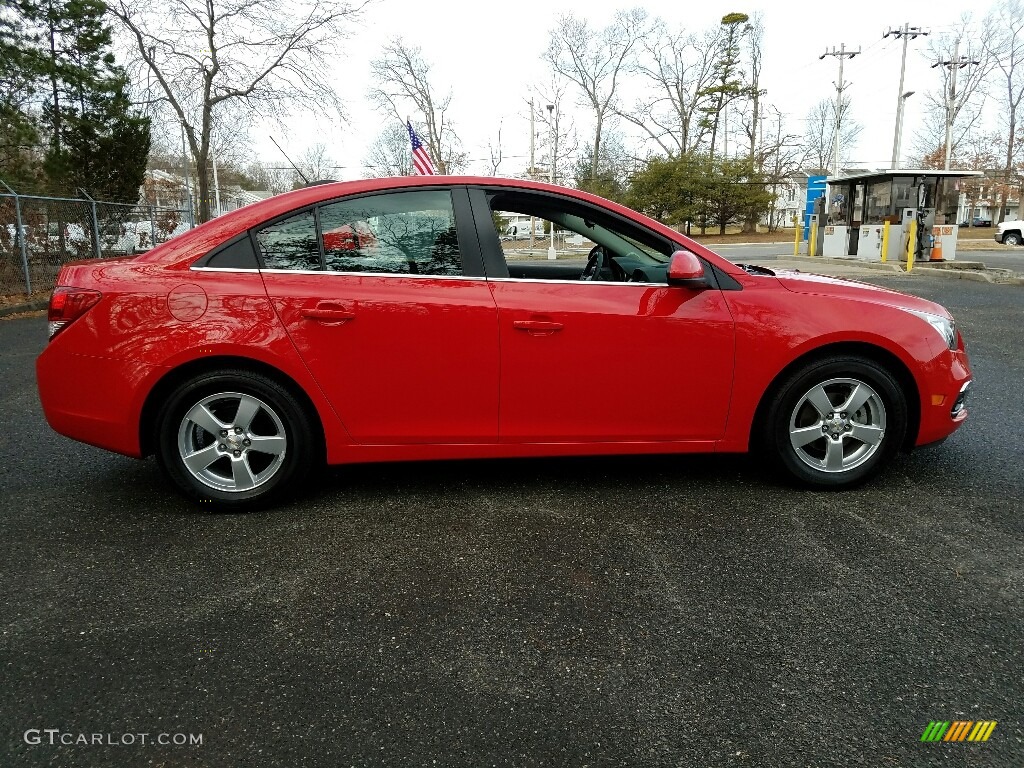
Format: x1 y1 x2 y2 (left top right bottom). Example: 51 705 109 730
894 90 915 170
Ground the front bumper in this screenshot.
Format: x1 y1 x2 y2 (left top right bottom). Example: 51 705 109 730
994 232 1005 243
915 347 972 447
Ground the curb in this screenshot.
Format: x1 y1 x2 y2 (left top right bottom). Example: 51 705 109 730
0 299 48 318
914 267 995 283
915 267 1024 285
776 256 905 272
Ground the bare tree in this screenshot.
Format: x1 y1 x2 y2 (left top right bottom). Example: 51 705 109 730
760 106 808 231
984 0 1024 220
487 121 503 176
245 160 293 193
528 74 579 184
913 16 992 165
363 122 413 177
368 38 466 174
110 0 362 222
295 142 335 184
615 18 719 156
544 7 646 182
804 98 861 171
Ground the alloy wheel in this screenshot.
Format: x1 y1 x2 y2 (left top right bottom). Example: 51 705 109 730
788 377 887 474
176 391 287 492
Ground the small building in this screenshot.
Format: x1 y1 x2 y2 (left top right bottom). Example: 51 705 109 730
823 169 984 262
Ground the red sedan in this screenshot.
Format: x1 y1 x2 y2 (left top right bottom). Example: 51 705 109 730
37 177 972 508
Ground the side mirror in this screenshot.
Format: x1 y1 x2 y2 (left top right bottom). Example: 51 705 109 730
666 250 709 289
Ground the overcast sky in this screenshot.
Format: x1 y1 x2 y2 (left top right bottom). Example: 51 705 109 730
251 0 991 180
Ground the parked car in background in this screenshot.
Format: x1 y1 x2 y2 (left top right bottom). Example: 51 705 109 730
960 216 992 227
37 176 973 509
501 220 546 240
995 219 1024 245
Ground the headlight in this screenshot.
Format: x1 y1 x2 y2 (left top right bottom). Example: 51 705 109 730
906 308 956 350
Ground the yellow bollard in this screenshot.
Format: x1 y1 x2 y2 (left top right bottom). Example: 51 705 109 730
793 215 802 256
809 221 819 258
906 219 917 273
881 221 890 263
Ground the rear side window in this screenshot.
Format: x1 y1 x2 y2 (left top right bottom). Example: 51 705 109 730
202 236 259 269
255 210 320 270
318 190 462 276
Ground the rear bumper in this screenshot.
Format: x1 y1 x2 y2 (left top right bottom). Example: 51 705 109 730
36 347 152 458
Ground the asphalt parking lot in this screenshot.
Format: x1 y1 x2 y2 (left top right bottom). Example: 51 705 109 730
1 276 1021 767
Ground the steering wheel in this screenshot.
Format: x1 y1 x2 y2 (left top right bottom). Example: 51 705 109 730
580 245 607 281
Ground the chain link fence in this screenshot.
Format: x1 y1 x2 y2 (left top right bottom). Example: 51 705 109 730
0 186 193 298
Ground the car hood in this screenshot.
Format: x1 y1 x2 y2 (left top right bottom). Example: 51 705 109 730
773 269 951 318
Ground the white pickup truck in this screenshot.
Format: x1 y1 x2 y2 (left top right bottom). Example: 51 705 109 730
994 219 1024 245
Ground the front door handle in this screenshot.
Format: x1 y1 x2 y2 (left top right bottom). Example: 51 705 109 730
302 303 355 323
513 320 563 333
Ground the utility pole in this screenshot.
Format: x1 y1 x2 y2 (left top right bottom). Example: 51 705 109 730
211 138 222 217
529 98 536 248
180 124 194 228
932 39 981 170
885 24 929 169
547 103 556 260
529 98 536 180
819 43 860 177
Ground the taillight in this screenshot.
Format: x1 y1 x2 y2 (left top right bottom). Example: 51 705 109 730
48 286 101 340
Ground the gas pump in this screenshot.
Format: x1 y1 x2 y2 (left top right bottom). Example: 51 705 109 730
899 207 916 261
821 191 850 257
810 197 826 256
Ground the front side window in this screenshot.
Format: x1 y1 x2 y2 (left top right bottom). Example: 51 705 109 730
255 210 320 271
319 190 462 276
489 191 673 282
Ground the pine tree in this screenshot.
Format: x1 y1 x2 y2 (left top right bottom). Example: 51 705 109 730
0 10 44 189
699 12 750 161
15 0 150 200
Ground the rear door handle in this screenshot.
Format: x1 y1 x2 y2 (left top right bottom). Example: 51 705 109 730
513 320 563 333
302 303 355 323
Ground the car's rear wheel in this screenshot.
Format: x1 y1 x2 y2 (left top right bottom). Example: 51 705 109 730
155 370 315 509
764 356 907 487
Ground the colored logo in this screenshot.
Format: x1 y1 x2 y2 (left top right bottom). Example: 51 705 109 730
921 720 997 742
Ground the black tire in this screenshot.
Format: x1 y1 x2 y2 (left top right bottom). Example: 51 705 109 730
763 356 907 488
155 369 316 509
1003 231 1022 246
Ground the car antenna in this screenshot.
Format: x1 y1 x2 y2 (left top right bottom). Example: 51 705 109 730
269 135 309 185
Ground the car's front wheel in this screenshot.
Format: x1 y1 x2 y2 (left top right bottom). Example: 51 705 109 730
155 370 316 509
764 357 907 487
1003 231 1022 246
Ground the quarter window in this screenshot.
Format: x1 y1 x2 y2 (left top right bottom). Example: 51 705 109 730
255 210 320 271
318 190 462 276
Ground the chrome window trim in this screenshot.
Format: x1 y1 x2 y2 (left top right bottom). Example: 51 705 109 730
489 277 669 287
190 266 259 272
259 268 478 280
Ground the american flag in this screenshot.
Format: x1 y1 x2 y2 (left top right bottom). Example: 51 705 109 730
407 121 436 175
